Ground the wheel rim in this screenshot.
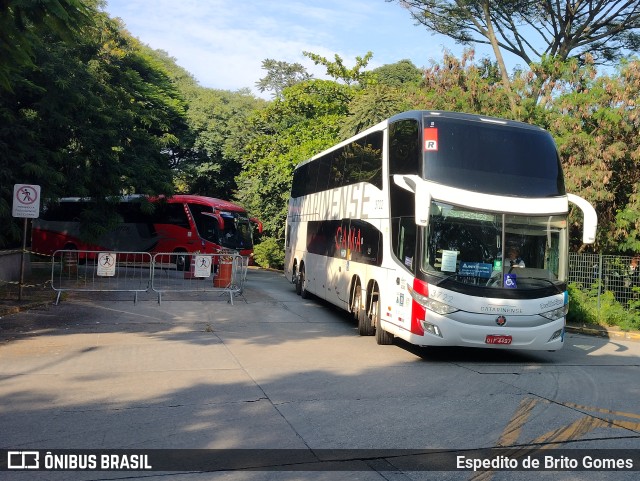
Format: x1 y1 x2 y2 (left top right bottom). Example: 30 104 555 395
353 288 361 320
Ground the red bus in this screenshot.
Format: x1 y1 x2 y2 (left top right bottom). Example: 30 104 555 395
31 194 262 269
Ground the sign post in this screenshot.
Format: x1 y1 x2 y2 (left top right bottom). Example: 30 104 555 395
12 184 41 301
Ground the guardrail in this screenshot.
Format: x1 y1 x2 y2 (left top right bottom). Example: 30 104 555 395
151 252 248 305
51 250 248 305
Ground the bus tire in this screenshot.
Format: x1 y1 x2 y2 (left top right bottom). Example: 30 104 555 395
370 290 393 345
299 265 309 299
358 289 375 336
351 283 362 323
174 250 189 271
376 319 394 345
293 263 301 295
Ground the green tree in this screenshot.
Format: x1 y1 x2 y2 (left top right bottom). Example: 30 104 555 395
421 49 511 116
393 1 640 66
0 6 189 245
235 80 353 264
392 0 640 109
370 59 423 88
0 0 91 90
146 47 266 198
536 58 640 252
340 85 418 138
175 87 264 198
303 51 374 86
255 59 312 98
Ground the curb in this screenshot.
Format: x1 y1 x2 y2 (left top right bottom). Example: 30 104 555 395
565 324 640 343
0 300 52 317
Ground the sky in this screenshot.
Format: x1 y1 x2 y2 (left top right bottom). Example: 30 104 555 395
102 0 502 98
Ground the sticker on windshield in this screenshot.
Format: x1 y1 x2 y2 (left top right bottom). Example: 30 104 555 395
424 128 438 151
460 262 492 278
440 250 458 272
504 273 517 289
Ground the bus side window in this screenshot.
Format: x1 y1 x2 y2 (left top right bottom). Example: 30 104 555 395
156 203 190 229
389 119 420 271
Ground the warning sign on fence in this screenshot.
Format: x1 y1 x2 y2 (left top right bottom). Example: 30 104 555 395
194 255 212 278
96 252 116 277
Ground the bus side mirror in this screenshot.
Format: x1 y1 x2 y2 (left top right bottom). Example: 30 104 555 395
215 214 225 231
250 217 263 234
393 174 431 227
567 193 597 244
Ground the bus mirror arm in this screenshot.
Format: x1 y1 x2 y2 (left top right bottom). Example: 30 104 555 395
567 193 597 244
393 174 431 227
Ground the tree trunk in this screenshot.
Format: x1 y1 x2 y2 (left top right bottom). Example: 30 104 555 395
480 0 519 117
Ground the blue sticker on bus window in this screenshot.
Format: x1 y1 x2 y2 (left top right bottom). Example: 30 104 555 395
504 273 517 288
460 262 492 278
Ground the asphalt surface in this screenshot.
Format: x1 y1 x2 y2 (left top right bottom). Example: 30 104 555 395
1 268 639 481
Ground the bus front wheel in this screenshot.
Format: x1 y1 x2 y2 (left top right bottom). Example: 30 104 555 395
173 251 190 271
374 294 394 345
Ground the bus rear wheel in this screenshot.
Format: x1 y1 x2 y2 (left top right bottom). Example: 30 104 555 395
297 264 308 298
357 289 375 336
351 284 362 323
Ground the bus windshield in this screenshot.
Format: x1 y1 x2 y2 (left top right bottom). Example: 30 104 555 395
220 215 253 250
422 201 568 290
188 205 254 251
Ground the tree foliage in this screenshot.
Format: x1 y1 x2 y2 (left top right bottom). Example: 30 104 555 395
0 0 92 90
303 51 375 86
255 59 312 98
392 1 640 66
370 59 424 88
0 2 190 245
235 80 353 247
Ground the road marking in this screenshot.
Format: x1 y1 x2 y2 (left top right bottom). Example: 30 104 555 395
468 397 640 481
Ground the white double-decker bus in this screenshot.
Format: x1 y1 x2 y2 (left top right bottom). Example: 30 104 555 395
284 111 597 350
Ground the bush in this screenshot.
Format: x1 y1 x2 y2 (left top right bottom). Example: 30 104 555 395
567 282 640 330
252 237 284 270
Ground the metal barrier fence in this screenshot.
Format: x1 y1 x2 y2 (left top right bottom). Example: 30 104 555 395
568 252 640 310
51 250 248 305
151 252 248 304
51 250 152 305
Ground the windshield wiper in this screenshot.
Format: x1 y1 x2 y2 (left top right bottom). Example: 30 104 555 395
519 276 564 294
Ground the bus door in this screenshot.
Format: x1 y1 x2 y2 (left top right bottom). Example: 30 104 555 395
390 216 418 333
324 219 352 309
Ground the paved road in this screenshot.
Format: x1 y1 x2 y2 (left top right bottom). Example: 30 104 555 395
1 268 639 481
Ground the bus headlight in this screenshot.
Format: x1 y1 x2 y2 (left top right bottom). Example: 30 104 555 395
540 304 569 321
408 286 459 315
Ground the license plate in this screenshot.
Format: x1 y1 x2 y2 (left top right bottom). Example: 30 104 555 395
486 335 512 345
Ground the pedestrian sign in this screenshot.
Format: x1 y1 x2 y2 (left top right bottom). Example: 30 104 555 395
194 255 212 278
12 184 41 218
97 252 116 277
